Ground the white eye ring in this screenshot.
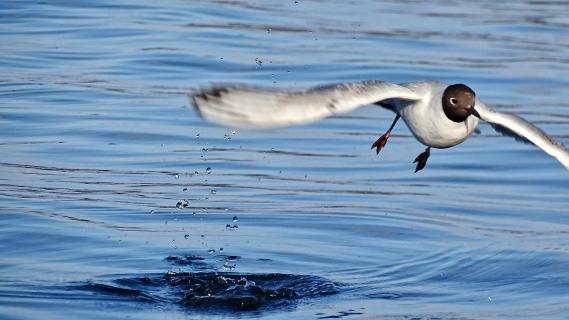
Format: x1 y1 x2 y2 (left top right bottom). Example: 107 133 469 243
450 98 458 105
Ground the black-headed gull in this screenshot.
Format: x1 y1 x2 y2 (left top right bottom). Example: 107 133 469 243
190 81 569 172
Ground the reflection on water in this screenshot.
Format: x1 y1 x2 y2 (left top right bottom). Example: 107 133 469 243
1 0 569 319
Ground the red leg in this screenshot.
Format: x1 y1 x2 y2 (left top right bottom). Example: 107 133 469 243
371 114 400 155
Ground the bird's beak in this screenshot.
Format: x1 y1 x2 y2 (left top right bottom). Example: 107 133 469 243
469 106 481 118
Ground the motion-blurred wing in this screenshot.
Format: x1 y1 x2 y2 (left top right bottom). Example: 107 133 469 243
189 81 420 128
475 100 569 170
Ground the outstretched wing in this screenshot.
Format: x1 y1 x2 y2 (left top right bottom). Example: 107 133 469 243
474 100 569 170
189 81 420 128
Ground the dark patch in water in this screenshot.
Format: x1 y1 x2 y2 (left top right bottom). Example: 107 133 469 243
86 282 143 296
166 255 204 262
165 255 209 268
165 254 241 269
78 271 339 311
79 281 160 303
317 309 365 319
172 272 328 310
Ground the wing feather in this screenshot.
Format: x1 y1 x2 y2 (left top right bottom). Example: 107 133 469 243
189 81 419 128
475 100 569 169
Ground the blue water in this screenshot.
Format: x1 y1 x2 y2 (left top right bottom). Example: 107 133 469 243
1 1 569 319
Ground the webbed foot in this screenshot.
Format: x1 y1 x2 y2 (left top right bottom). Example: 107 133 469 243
371 114 401 156
371 132 391 155
413 147 431 173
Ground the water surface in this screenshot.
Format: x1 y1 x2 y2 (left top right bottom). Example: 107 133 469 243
1 1 569 319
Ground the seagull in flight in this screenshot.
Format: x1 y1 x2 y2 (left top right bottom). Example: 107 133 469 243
189 80 569 172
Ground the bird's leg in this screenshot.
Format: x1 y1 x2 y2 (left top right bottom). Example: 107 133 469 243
413 146 431 173
371 113 401 155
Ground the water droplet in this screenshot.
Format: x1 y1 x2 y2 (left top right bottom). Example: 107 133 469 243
267 28 271 34
210 189 217 195
226 224 239 231
183 187 188 192
223 133 232 140
222 262 236 271
176 199 189 209
208 249 216 254
255 57 263 66
184 234 190 239
219 247 224 251
149 210 155 214
174 174 179 180
232 216 238 222
205 167 212 174
195 133 200 138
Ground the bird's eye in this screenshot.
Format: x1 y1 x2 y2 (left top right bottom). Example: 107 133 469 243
450 98 458 105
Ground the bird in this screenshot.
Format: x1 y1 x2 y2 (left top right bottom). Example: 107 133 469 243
189 80 569 172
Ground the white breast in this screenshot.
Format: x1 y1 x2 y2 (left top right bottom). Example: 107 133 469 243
398 82 479 149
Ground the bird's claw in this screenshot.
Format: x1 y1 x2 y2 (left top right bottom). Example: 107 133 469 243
371 132 391 155
413 147 430 173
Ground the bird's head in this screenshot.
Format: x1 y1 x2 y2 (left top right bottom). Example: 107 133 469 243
442 84 480 122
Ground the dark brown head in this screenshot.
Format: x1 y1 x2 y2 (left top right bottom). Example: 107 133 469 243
442 84 478 122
